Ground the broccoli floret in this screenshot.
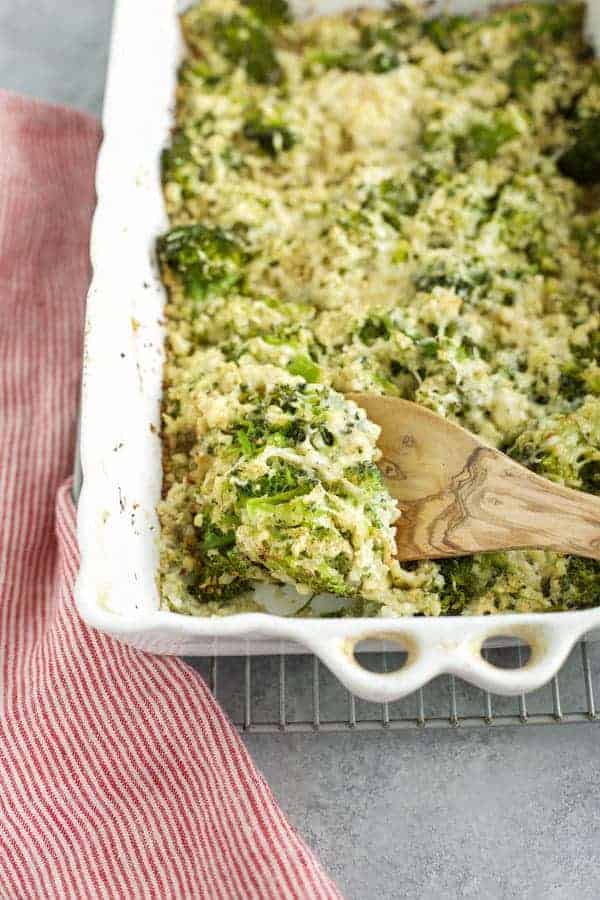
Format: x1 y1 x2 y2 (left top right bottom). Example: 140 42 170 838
573 329 600 366
194 520 254 602
508 398 600 491
357 24 402 72
374 164 443 228
177 57 224 89
558 116 600 185
242 0 290 25
157 224 247 300
243 113 296 157
358 315 392 346
573 212 600 266
559 557 600 608
492 2 585 46
378 178 420 222
558 333 600 402
238 460 316 501
368 51 402 74
389 361 419 398
422 15 469 52
161 129 193 186
581 460 600 493
303 12 416 78
214 14 283 84
287 354 321 383
534 2 586 42
457 119 519 164
223 382 344 459
303 48 361 74
559 362 588 402
200 525 236 551
304 46 400 75
439 554 507 614
161 116 220 189
359 23 397 50
507 49 545 96
359 5 420 52
413 261 490 301
344 461 385 493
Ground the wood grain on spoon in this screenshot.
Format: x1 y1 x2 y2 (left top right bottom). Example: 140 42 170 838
349 393 600 562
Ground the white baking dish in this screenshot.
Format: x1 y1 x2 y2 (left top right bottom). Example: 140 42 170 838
76 0 600 702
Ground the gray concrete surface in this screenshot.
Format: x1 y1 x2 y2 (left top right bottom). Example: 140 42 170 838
6 3 600 898
1 1 112 114
247 727 600 899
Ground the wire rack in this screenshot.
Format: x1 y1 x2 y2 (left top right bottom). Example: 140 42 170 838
187 639 600 733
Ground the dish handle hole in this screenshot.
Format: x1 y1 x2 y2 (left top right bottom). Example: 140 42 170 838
481 635 532 670
352 635 410 673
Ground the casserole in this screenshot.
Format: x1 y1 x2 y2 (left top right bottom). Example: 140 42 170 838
75 0 600 702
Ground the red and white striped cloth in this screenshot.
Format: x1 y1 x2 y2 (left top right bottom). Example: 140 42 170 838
0 91 342 900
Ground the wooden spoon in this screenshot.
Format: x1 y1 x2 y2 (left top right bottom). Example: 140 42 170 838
349 393 600 562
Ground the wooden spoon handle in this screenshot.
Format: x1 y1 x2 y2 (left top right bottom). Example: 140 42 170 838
394 447 600 561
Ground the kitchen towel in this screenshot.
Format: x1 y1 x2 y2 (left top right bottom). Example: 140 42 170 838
0 90 341 900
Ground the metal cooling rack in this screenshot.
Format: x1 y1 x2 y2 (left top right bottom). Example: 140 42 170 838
187 639 600 733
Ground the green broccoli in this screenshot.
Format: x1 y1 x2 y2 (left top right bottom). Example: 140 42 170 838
359 5 420 54
574 329 600 366
303 48 359 74
534 2 586 42
200 525 236 551
242 0 290 25
457 119 519 164
558 116 600 185
489 2 585 46
378 178 420 223
243 113 297 157
214 13 283 84
303 15 411 78
357 22 402 71
507 49 545 96
421 15 469 52
306 27 402 75
287 354 321 383
161 129 193 186
304 46 400 75
176 56 224 89
374 164 444 229
157 224 247 301
413 261 490 301
237 460 316 501
358 315 392 346
194 519 254 602
559 361 588 403
389 361 419 398
558 557 600 608
439 554 506 614
581 460 600 493
224 382 339 459
359 23 397 50
572 212 600 267
343 461 384 493
508 398 600 490
558 331 600 402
